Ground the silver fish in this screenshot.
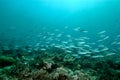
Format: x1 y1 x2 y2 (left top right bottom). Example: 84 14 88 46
98 30 106 34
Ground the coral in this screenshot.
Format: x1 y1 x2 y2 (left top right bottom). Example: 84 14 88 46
32 69 51 80
0 47 119 80
43 58 55 70
52 67 73 80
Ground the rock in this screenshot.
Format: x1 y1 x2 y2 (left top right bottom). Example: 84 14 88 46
0 56 16 68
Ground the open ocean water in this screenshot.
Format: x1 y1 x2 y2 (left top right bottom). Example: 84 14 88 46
0 0 120 80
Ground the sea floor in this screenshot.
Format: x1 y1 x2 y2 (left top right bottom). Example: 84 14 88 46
0 47 120 80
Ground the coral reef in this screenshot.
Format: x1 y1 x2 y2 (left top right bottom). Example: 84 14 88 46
0 47 120 80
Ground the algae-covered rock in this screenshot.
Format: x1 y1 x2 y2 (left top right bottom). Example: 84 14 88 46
0 56 16 68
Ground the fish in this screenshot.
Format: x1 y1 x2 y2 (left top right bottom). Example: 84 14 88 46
35 43 40 47
66 50 72 53
117 35 120 38
56 33 62 37
92 55 104 58
80 30 88 33
83 44 91 48
103 36 110 40
62 41 68 44
98 45 105 48
98 30 106 34
100 47 109 52
74 27 81 31
80 37 90 40
40 48 46 51
111 41 120 45
74 27 88 33
33 47 39 51
66 35 72 38
116 42 120 45
98 39 104 42
78 51 88 55
43 36 47 39
92 48 100 53
75 38 85 41
77 42 85 45
78 49 92 54
72 54 81 58
88 43 96 45
111 41 117 45
105 52 116 56
54 45 62 48
98 36 110 42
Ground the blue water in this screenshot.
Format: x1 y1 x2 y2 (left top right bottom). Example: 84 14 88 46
0 0 120 50
1 1 120 79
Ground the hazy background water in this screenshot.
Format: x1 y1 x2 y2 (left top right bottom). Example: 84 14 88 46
0 0 120 47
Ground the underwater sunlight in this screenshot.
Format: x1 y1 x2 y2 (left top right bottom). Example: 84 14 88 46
41 0 105 12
